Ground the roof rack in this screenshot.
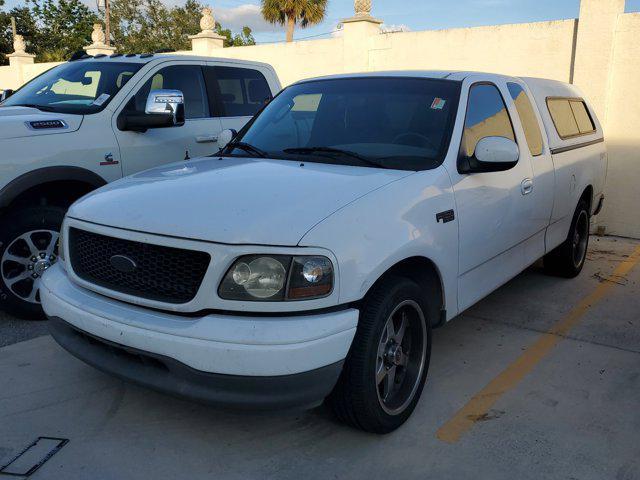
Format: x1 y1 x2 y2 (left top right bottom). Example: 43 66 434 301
68 50 89 61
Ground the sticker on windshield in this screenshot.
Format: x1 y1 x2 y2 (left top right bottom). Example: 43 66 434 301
92 93 111 106
431 98 446 110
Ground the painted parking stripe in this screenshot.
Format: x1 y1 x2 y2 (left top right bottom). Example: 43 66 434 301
436 244 640 444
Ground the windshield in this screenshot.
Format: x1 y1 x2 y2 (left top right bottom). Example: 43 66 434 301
230 77 461 170
1 61 142 115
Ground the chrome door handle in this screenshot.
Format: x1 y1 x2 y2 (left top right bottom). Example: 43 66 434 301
196 135 218 143
521 178 534 195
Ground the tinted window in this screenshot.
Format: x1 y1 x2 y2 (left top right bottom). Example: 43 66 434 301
208 67 272 117
547 98 595 139
461 83 515 158
233 77 461 171
570 100 595 134
508 83 543 156
1 62 141 115
129 65 209 119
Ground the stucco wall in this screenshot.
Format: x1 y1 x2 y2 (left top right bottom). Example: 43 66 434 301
597 12 640 238
0 0 638 238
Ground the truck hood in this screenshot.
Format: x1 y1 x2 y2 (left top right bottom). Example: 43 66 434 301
0 106 82 140
68 156 412 246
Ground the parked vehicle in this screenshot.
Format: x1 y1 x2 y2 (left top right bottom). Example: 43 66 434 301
0 54 280 318
42 72 606 433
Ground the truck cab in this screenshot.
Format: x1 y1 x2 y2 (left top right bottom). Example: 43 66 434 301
0 54 281 318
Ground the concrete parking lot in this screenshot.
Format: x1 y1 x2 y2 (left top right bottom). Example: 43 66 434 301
1 236 638 480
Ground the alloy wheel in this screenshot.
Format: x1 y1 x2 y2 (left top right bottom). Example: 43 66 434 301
1 230 59 304
375 299 427 416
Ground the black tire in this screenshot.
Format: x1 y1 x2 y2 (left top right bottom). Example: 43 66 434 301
327 276 432 434
543 199 590 278
0 206 65 320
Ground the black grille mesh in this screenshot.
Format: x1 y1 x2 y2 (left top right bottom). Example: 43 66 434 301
68 228 210 304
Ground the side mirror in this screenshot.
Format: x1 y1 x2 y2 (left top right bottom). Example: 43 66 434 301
1 89 14 102
458 136 519 174
217 129 237 151
117 89 186 132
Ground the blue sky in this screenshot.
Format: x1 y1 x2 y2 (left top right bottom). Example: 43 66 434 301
211 0 640 43
4 0 640 43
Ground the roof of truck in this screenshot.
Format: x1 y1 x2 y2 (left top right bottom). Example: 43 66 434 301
73 53 275 70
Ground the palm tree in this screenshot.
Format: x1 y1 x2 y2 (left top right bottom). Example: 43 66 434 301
261 0 328 43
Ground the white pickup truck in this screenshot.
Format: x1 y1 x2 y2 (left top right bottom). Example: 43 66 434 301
0 54 280 319
41 71 607 433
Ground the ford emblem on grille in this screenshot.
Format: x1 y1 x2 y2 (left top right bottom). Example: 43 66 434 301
110 255 137 273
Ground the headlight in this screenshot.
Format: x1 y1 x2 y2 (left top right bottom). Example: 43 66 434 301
219 255 334 301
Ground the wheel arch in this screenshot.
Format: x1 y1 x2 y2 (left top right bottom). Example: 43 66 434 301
0 166 107 213
580 184 594 214
363 256 445 328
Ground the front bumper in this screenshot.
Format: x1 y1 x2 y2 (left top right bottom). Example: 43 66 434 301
49 317 344 409
41 264 358 409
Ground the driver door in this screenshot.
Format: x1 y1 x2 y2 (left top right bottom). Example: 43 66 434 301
113 62 222 176
448 77 536 311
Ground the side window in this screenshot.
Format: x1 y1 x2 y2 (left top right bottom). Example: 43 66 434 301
205 66 272 117
569 100 595 135
127 65 209 119
507 83 543 156
547 98 595 139
461 83 515 158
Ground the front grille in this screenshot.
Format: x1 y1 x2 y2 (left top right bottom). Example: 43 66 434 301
68 228 210 304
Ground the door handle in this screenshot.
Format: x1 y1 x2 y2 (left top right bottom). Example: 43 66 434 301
521 178 534 195
196 135 218 143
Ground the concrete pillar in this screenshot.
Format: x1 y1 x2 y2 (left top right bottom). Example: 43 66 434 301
340 2 382 73
572 0 624 122
7 35 35 86
189 7 226 56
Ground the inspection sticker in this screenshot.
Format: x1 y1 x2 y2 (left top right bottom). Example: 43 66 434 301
431 97 446 110
92 93 111 106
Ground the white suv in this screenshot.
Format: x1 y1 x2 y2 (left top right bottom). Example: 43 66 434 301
0 54 280 318
42 72 606 433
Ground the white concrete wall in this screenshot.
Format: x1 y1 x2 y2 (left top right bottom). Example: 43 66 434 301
1 0 639 238
597 12 640 238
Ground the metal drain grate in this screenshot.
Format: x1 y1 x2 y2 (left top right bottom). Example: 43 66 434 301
0 437 68 477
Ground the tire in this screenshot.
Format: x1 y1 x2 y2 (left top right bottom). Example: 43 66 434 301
0 206 65 320
327 276 432 434
543 199 590 278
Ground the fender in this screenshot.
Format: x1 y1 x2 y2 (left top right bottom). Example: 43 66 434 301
0 166 108 210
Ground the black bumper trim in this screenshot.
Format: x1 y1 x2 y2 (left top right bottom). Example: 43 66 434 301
48 317 344 410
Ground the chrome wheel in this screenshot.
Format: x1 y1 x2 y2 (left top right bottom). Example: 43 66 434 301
376 299 427 416
1 230 59 304
572 210 589 268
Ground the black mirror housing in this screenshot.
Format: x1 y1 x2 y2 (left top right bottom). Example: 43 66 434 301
117 104 185 133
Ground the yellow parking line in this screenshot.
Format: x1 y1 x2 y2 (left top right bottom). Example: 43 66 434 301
436 244 640 444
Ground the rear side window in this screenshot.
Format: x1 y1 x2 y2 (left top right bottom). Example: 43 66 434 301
508 83 543 156
205 66 272 118
460 83 515 158
547 98 595 139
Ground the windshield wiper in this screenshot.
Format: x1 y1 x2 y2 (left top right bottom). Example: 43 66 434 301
223 141 268 158
13 104 57 112
283 147 393 170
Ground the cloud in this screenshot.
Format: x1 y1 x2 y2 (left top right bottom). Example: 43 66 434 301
380 24 412 33
213 3 281 33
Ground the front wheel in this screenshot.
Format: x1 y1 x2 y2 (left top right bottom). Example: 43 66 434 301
328 276 431 434
0 206 65 320
544 199 590 278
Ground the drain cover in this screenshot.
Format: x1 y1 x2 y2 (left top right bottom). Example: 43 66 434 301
0 437 68 477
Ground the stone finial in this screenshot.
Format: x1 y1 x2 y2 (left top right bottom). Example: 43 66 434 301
13 34 26 54
200 7 215 32
86 22 116 55
91 23 106 45
354 0 372 16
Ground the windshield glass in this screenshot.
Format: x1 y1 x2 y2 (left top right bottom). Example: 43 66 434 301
232 77 461 170
1 61 142 115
